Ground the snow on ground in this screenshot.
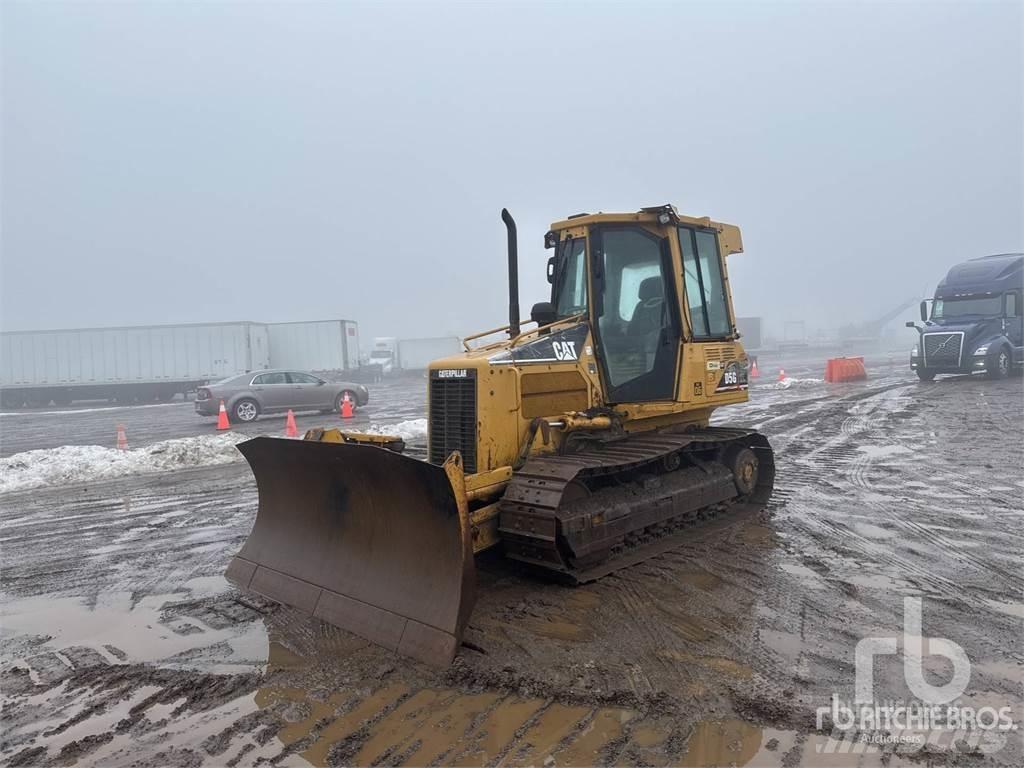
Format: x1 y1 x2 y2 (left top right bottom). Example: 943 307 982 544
760 377 824 390
361 418 428 441
0 433 249 494
0 419 430 493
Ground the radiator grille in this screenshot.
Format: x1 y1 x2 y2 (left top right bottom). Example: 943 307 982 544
922 332 963 366
703 343 738 362
428 369 477 473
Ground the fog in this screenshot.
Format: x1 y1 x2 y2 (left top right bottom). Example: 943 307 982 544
2 1 1021 344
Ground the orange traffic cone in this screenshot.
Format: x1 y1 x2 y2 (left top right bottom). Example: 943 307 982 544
341 392 354 419
750 359 760 379
116 424 128 450
777 368 787 382
216 400 230 430
285 409 298 437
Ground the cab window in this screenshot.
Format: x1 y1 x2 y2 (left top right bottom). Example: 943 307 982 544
553 238 588 318
591 226 680 400
679 227 732 338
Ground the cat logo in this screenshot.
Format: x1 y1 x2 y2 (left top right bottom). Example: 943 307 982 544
694 381 703 396
552 341 578 361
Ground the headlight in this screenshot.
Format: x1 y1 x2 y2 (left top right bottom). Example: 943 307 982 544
912 346 918 356
974 345 989 355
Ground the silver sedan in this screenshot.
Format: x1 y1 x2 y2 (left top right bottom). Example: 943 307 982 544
194 369 369 423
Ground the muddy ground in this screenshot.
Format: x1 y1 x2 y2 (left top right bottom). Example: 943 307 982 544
2 355 1022 767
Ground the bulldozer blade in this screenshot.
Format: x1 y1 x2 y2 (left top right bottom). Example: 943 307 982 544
226 436 475 667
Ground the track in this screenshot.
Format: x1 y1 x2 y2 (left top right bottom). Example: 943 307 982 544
498 428 774 580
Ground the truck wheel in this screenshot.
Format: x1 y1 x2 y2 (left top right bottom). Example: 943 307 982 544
916 369 935 382
233 398 260 423
987 347 1010 380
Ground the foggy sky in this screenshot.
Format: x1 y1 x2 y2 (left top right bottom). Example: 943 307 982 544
2 1 1021 344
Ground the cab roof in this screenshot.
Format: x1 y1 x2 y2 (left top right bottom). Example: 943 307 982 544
937 253 1023 296
549 205 744 255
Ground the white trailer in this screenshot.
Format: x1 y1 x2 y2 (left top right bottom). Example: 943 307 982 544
0 322 270 407
267 320 360 372
397 336 462 371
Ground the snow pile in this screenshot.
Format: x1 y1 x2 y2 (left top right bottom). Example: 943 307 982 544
361 418 428 442
762 377 824 390
0 433 249 494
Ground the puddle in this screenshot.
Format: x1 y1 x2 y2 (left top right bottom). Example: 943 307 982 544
779 562 828 589
681 719 799 767
856 444 913 460
548 707 633 766
504 702 591 766
452 696 543 766
850 521 893 539
247 685 652 768
0 576 266 674
843 571 905 591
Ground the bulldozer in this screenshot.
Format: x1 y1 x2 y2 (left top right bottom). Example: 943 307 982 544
226 205 775 667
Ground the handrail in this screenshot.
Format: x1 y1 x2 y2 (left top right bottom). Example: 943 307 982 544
461 313 585 353
462 319 539 351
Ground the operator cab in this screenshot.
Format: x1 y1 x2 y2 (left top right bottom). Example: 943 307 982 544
546 206 741 403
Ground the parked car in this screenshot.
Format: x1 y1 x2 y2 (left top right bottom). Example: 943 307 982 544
195 369 369 423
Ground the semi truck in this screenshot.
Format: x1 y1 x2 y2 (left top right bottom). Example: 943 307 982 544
908 253 1023 380
366 336 462 374
368 337 398 374
0 321 270 407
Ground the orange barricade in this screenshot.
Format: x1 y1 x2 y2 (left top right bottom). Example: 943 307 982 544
825 357 867 383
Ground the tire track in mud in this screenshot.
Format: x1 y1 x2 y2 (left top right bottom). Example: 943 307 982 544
0 465 257 602
3 369 1022 767
770 377 1023 602
760 374 1024 727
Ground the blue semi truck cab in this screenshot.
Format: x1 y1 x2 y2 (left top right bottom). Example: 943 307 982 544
908 253 1023 381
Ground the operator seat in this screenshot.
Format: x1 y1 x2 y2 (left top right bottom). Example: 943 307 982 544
629 276 665 337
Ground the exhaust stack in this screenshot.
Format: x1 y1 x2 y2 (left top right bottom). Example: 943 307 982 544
501 208 520 338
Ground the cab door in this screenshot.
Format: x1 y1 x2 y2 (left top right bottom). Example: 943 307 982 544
589 225 681 402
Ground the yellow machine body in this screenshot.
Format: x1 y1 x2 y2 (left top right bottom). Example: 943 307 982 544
226 206 768 667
